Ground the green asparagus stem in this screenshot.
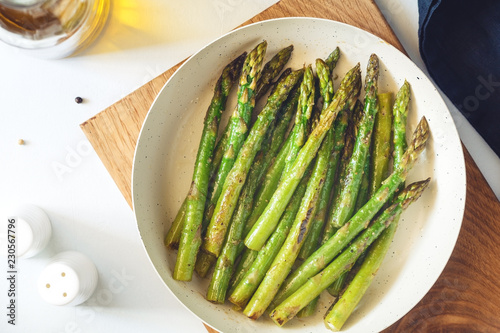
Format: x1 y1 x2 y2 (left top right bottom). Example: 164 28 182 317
241 91 300 235
325 104 361 296
203 68 304 258
327 102 372 296
242 68 362 320
243 154 326 319
354 152 371 211
228 166 312 309
226 85 300 284
241 65 313 240
393 80 410 166
194 71 298 279
327 270 349 297
194 252 216 278
322 54 380 242
164 198 187 250
282 65 316 176
201 41 267 239
229 247 258 291
369 92 393 196
165 54 246 250
324 81 411 331
298 58 338 260
271 116 430 305
206 79 298 303
323 103 360 252
244 64 362 252
244 147 331 318
256 45 294 100
200 68 293 257
270 178 430 326
296 57 346 314
297 296 319 318
227 68 314 304
206 140 272 303
172 52 247 281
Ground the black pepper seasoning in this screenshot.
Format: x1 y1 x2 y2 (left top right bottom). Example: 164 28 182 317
75 97 83 104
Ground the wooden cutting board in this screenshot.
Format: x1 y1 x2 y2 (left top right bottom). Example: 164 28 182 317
81 0 500 332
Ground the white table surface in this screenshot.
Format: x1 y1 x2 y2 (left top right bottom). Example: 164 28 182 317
1 1 498 332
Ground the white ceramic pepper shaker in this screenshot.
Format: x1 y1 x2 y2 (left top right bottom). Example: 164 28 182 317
37 251 98 306
11 204 52 258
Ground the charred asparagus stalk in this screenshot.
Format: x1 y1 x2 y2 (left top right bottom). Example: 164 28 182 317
270 178 431 326
171 52 246 280
322 54 380 242
271 116 430 306
244 63 362 252
242 65 362 319
324 81 411 331
205 74 301 302
174 43 266 281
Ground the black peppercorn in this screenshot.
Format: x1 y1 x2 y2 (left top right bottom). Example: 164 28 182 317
75 97 83 104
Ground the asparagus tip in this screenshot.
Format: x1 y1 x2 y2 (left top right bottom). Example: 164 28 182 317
401 177 431 208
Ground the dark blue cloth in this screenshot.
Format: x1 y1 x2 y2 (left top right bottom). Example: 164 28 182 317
418 0 500 156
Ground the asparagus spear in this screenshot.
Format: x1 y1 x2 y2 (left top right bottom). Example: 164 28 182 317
229 246 258 292
324 81 411 330
192 61 294 255
242 130 292 234
228 66 315 271
203 68 304 258
164 53 246 250
242 68 362 320
282 65 316 176
354 152 372 211
244 64 362 252
241 66 312 238
171 52 247 281
328 93 392 296
194 68 296 278
296 296 320 318
201 41 268 240
289 59 344 316
164 198 187 250
327 269 349 297
256 45 294 100
297 71 350 315
271 116 429 306
242 154 325 319
270 178 431 326
317 58 335 111
325 47 341 72
226 85 301 284
206 80 298 303
228 165 313 309
166 127 230 251
226 70 311 292
242 124 341 319
322 54 380 242
185 47 265 280
206 140 272 303
194 252 216 278
298 58 337 260
369 92 394 195
324 104 360 297
393 80 410 164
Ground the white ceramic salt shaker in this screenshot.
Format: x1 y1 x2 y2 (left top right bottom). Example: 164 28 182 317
37 251 98 306
11 204 52 258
